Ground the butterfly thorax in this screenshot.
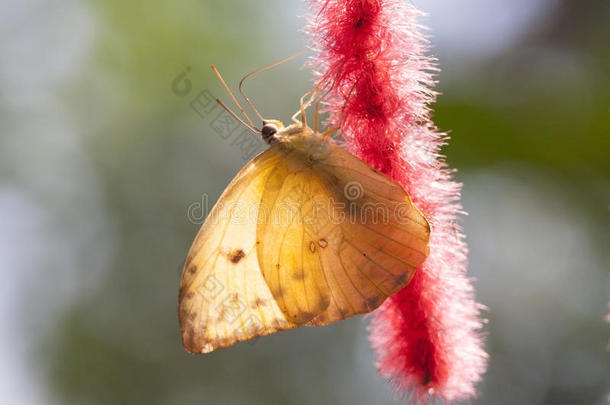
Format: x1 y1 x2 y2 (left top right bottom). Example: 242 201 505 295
261 119 330 163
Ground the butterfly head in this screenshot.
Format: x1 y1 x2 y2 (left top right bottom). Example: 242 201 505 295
261 119 284 144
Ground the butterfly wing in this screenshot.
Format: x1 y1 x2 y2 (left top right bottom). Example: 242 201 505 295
179 148 298 353
179 134 430 353
256 138 430 327
256 166 332 325
306 142 430 325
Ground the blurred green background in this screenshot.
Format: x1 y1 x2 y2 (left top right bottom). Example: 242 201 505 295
1 0 608 404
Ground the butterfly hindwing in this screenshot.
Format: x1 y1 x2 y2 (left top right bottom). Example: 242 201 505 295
178 148 297 353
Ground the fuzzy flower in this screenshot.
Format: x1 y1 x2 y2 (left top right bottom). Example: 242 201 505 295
305 0 488 402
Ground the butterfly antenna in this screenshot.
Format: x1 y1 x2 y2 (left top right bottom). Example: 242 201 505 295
212 65 256 128
239 48 310 122
215 98 261 135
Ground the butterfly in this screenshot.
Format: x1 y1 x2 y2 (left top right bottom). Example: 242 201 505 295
178 61 430 353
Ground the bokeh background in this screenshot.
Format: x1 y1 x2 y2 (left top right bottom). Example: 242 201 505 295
1 0 608 404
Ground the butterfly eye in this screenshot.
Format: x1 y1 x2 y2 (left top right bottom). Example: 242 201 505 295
262 123 278 136
261 123 278 143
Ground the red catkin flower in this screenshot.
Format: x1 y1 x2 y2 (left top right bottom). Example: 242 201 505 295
305 0 488 402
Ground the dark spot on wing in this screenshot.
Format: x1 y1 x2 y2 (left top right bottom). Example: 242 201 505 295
187 264 197 274
318 239 328 248
178 285 188 300
395 273 408 286
317 297 329 311
245 324 262 337
184 253 194 267
297 311 314 321
251 298 266 309
178 305 189 322
315 313 327 323
292 269 306 280
229 249 246 264
309 241 316 253
366 296 382 309
183 331 197 353
274 287 285 298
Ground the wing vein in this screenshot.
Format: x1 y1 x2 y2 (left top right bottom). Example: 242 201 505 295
344 251 390 297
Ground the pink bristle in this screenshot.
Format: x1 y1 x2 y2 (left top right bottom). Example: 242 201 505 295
305 0 488 402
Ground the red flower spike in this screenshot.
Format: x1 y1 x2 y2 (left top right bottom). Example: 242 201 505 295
305 0 488 402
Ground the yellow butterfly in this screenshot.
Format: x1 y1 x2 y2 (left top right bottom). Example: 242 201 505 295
178 62 430 353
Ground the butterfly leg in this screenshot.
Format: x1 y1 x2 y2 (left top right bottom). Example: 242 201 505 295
290 94 309 125
321 126 340 137
314 91 332 134
299 92 308 127
313 85 338 136
291 83 327 125
314 97 320 133
311 78 336 134
290 89 313 125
